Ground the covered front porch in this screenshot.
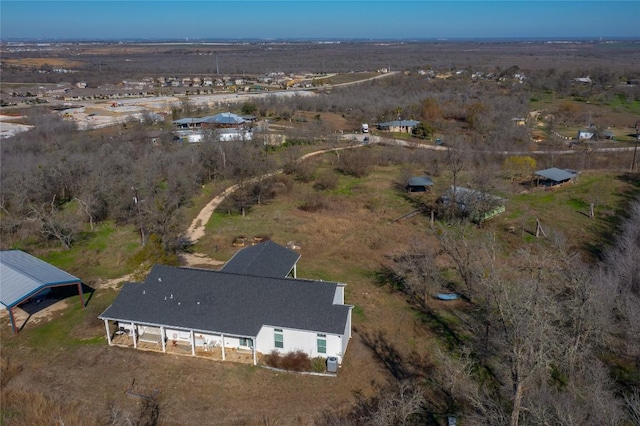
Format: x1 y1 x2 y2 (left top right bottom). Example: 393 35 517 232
103 320 259 365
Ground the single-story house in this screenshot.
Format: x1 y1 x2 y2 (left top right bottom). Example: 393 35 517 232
201 112 246 128
173 117 201 129
173 112 247 130
0 250 85 333
99 242 352 366
534 167 578 186
406 176 434 193
376 120 420 134
438 186 506 223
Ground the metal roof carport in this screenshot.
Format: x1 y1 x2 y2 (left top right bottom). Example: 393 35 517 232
0 250 84 333
535 168 577 185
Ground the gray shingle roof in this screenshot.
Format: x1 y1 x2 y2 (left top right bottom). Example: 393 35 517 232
99 265 349 337
0 250 80 308
535 167 577 182
221 240 300 278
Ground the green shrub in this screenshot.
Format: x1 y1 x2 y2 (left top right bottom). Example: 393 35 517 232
311 357 326 373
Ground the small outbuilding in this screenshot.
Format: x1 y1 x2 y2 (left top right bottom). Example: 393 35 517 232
406 176 434 193
534 167 578 187
0 250 85 333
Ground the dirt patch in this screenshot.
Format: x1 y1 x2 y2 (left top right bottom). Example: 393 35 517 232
0 298 69 328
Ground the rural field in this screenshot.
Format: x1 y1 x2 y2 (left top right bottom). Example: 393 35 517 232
1 40 640 425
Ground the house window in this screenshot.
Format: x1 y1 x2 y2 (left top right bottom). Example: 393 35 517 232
274 329 283 349
317 334 326 354
239 338 253 348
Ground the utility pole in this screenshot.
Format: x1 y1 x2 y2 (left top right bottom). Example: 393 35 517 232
633 122 640 172
632 136 639 173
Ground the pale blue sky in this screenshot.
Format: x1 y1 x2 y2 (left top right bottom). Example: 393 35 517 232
1 1 638 40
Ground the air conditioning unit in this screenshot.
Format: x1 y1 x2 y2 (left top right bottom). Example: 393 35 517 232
326 356 338 373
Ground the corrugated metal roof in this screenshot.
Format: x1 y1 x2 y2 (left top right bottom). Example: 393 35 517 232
0 250 80 308
407 176 434 187
377 120 420 128
99 265 350 337
535 167 577 182
202 112 245 125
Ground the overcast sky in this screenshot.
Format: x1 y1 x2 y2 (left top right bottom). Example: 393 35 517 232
1 1 639 40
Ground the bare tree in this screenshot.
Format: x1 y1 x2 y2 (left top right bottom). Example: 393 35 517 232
27 195 80 249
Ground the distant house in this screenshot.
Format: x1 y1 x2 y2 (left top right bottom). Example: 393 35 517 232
173 117 201 129
215 129 253 141
601 130 615 140
0 250 85 333
201 112 246 129
534 167 578 187
577 130 596 141
376 120 420 134
99 241 352 366
438 186 506 223
406 176 434 193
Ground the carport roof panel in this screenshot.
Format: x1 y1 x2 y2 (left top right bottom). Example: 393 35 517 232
0 250 80 308
535 167 577 182
408 176 434 186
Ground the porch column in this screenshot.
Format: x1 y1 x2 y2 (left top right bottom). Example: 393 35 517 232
252 339 257 365
104 319 112 345
190 330 195 356
160 327 166 353
293 264 297 278
131 322 137 349
76 281 85 308
8 307 17 334
221 334 226 361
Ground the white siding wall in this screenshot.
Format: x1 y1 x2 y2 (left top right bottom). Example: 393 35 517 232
333 284 345 305
256 325 345 363
342 308 353 356
165 328 191 342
